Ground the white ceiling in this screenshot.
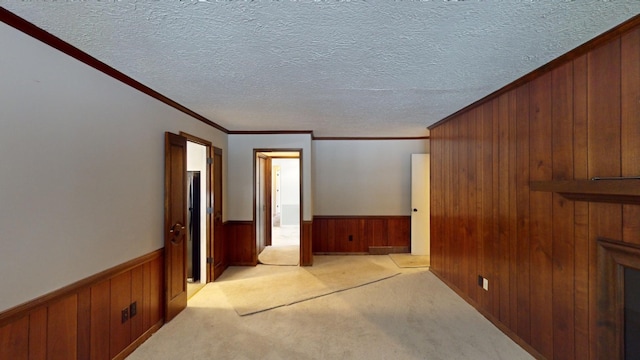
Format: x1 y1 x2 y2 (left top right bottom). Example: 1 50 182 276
3 1 639 137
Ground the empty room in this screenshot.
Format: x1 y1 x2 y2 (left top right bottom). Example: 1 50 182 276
1 2 640 359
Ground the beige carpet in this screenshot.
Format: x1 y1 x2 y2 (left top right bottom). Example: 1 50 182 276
258 245 299 266
127 255 533 360
389 253 430 268
220 256 399 316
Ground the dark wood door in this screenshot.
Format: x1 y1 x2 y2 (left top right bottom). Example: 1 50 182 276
256 155 267 258
164 132 187 322
212 147 224 279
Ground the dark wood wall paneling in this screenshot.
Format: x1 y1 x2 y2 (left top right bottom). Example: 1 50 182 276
301 221 314 266
312 216 410 254
225 221 256 266
0 250 164 360
429 23 640 360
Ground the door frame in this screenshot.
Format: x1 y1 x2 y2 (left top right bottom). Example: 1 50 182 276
253 149 303 264
180 132 215 283
164 132 188 322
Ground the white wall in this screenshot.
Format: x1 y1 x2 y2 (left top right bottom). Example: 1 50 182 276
272 158 300 226
0 23 227 312
227 134 312 221
312 139 428 216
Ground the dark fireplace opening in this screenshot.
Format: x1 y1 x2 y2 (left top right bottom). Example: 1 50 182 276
625 267 640 360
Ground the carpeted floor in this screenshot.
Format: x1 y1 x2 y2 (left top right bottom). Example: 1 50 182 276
221 256 398 315
127 255 533 360
258 245 299 266
389 253 430 268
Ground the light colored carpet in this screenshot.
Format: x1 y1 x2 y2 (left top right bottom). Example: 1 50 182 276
258 245 299 266
220 256 399 315
389 253 431 268
127 255 533 360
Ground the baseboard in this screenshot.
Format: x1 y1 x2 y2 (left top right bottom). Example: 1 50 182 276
368 246 409 255
113 319 164 360
429 269 544 360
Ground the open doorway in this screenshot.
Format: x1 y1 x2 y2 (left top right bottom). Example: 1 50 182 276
271 158 300 247
186 141 207 297
255 150 301 266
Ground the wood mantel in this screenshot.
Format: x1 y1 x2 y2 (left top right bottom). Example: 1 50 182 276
530 179 640 205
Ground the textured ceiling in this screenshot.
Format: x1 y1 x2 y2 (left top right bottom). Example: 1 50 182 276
3 1 640 137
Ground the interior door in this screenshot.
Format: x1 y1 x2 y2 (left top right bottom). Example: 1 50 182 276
212 147 224 279
411 153 430 256
256 155 268 258
164 132 188 322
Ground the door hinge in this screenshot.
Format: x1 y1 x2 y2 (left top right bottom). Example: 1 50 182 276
206 257 214 264
207 157 213 165
207 207 213 214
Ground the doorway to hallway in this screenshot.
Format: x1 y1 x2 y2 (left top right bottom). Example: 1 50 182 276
254 150 301 266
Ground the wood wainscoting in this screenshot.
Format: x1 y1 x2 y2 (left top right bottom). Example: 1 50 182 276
0 249 164 360
301 221 313 266
312 216 410 254
225 221 256 266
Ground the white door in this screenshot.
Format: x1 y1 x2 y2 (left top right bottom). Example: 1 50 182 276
411 154 430 256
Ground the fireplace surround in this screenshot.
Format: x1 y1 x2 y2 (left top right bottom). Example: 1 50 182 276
598 238 640 359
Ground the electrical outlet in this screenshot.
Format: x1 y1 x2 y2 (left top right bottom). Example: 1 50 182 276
121 308 129 323
130 301 137 318
482 278 489 291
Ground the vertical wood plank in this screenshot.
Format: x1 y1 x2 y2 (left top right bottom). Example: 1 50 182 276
459 113 470 296
444 121 454 282
77 288 91 360
507 89 519 331
142 261 152 332
150 255 164 326
110 271 131 358
131 265 144 340
452 116 462 289
497 92 511 327
621 28 640 246
481 101 494 314
515 83 531 343
301 221 314 266
47 295 78 360
0 316 29 360
573 53 590 360
551 62 576 360
587 37 622 360
529 72 554 359
431 129 442 272
91 280 111 360
364 219 387 247
491 98 501 319
29 307 47 360
467 107 479 303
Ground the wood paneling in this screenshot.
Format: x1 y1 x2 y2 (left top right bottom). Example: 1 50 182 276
429 21 640 360
47 295 78 360
301 221 314 266
0 315 28 360
225 221 256 265
91 280 111 360
0 250 164 360
29 307 47 360
312 216 411 253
